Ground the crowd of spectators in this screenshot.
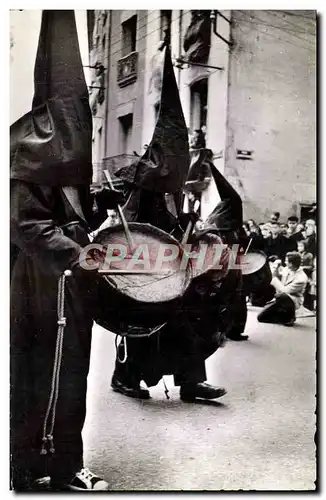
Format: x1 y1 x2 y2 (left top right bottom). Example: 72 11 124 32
243 211 317 312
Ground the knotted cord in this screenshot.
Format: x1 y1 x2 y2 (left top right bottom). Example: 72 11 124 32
40 270 71 455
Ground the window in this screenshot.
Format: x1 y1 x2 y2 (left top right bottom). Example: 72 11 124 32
300 203 316 223
160 10 172 44
119 114 133 155
190 78 208 132
121 15 137 57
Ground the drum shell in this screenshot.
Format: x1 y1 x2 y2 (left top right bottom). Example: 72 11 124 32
242 257 272 293
92 223 193 334
94 277 186 334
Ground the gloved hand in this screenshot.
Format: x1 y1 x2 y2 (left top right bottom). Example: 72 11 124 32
72 246 107 279
94 186 125 211
179 211 200 231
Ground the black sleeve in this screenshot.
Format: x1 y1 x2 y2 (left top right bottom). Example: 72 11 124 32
11 180 83 277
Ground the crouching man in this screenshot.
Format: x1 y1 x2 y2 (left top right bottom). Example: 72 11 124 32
257 251 308 326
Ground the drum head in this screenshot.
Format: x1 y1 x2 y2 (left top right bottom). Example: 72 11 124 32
241 252 267 276
189 233 231 280
93 223 193 304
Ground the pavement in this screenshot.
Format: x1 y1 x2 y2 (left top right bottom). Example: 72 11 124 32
83 306 317 491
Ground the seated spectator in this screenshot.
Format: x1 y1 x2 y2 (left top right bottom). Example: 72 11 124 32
287 215 304 250
303 220 316 257
257 252 308 326
264 222 289 263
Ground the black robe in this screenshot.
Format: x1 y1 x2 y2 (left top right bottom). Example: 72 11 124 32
10 180 106 486
114 269 227 388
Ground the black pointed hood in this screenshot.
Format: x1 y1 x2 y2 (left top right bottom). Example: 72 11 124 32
205 162 243 231
116 45 189 194
10 10 92 186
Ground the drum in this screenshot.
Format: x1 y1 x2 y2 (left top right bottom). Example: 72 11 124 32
188 231 231 280
241 251 272 293
91 223 193 334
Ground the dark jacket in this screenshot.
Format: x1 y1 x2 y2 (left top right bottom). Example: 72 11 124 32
304 234 317 257
264 235 290 263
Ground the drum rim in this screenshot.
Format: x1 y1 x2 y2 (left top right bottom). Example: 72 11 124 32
93 222 193 304
241 251 267 276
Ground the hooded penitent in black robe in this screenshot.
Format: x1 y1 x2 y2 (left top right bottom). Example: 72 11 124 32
111 198 227 389
108 45 226 390
204 161 249 337
10 11 108 488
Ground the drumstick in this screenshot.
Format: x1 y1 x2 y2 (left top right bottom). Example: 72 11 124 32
98 269 171 275
181 200 200 245
244 238 253 255
103 169 134 253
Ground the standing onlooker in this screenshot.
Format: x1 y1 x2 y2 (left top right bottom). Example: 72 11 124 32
297 240 314 276
297 240 314 310
264 222 289 263
309 257 317 312
260 223 271 240
286 215 304 251
304 219 317 257
280 223 289 236
270 211 280 223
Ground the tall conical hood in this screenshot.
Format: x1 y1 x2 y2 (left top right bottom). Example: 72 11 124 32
10 10 92 186
205 162 243 231
116 45 189 194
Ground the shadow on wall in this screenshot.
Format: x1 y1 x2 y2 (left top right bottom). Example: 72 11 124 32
225 164 265 222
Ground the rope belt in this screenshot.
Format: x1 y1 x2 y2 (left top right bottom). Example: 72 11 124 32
40 270 71 456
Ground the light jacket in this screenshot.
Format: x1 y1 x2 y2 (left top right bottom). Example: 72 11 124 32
271 267 308 309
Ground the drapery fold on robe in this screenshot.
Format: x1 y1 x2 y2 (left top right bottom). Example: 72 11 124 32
10 10 92 187
205 162 243 232
116 45 189 194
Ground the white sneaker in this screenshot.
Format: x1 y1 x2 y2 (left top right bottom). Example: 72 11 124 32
66 468 110 491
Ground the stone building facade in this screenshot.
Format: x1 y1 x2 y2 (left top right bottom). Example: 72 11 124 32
89 10 316 221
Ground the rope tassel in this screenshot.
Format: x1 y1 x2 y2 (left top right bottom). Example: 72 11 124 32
40 270 71 455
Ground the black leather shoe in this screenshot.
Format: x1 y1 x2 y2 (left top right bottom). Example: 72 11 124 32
180 382 227 402
227 334 249 341
111 376 150 399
